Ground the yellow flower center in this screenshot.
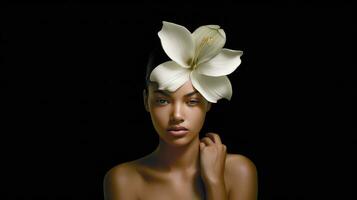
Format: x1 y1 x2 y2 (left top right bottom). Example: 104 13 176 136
190 36 216 70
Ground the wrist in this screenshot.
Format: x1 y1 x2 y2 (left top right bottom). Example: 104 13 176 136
203 177 225 186
202 178 228 200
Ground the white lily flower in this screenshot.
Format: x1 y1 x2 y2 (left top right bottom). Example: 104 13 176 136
150 21 243 103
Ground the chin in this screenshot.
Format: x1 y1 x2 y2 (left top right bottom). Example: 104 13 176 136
160 133 198 147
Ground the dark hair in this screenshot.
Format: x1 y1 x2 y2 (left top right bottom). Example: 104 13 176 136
144 39 170 90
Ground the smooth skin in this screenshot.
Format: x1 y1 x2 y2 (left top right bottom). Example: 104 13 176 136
103 81 258 200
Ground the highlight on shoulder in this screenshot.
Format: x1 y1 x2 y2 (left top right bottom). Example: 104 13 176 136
226 154 257 174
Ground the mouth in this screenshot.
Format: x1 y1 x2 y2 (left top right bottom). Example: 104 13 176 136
167 126 189 136
167 126 188 131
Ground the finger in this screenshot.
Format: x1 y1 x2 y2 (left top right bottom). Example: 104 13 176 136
201 137 214 146
222 144 227 152
199 142 206 150
222 145 227 159
206 132 222 144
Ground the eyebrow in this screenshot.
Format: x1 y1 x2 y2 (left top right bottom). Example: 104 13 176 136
154 90 200 97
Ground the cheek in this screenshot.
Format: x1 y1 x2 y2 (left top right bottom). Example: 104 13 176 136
187 108 206 129
150 107 170 129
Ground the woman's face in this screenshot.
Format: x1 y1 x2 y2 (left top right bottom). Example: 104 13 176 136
144 81 211 146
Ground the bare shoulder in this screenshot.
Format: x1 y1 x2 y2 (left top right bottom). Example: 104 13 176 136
226 154 257 176
225 154 258 200
103 161 142 200
104 161 141 184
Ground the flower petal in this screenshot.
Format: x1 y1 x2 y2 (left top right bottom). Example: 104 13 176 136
192 25 226 65
158 21 195 68
196 48 243 77
190 71 232 103
150 61 191 92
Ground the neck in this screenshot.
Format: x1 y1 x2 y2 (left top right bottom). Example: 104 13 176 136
152 136 200 173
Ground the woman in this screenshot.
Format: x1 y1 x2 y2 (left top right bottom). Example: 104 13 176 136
104 21 258 200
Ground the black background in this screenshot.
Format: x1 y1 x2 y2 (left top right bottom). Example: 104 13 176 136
1 1 356 199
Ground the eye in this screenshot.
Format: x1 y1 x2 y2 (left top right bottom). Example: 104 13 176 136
187 99 200 106
155 98 169 105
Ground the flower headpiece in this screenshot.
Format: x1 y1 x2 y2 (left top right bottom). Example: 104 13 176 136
150 21 243 103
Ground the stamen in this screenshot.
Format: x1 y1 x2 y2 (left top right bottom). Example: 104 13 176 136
187 58 193 66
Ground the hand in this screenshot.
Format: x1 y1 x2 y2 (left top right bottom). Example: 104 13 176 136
199 132 227 184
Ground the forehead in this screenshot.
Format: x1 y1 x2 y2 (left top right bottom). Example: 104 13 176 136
148 81 202 97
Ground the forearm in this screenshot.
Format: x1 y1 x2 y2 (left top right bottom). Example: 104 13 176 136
204 179 228 200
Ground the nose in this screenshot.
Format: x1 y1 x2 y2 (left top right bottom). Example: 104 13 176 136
170 102 184 123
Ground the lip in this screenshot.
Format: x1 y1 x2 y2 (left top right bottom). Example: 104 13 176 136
167 126 189 136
